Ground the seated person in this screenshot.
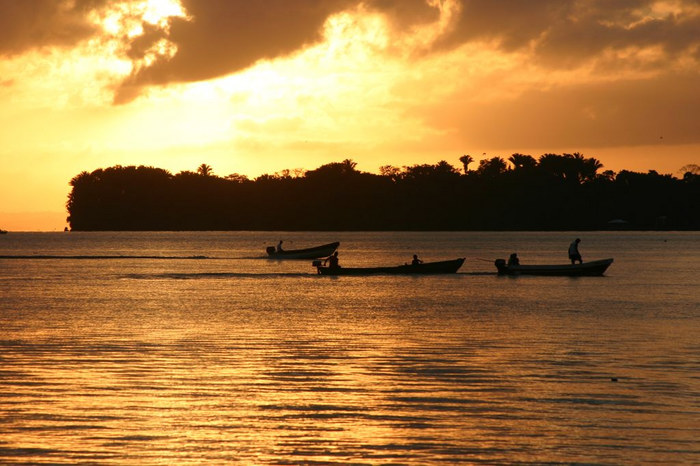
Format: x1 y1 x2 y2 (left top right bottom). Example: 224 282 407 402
508 253 520 266
325 251 340 269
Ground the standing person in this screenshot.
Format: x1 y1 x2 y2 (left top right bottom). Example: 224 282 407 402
411 254 423 266
568 238 582 264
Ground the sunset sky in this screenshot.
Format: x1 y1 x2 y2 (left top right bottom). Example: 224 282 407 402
1 0 699 230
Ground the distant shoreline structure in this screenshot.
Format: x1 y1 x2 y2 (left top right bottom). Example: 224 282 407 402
65 156 699 232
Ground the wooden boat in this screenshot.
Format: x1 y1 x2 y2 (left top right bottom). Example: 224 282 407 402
266 241 339 260
495 258 614 276
315 258 465 276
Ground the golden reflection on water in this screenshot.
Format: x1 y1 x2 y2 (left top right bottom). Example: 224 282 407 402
3 309 697 464
1 231 699 463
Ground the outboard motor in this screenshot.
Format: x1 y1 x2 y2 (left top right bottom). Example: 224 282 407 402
494 258 507 274
266 246 276 255
312 260 323 267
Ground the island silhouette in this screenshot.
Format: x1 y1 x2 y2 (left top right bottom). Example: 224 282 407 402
66 155 699 231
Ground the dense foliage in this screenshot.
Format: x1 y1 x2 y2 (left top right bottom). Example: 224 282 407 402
66 155 700 231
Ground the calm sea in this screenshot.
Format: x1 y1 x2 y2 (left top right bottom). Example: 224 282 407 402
1 231 698 464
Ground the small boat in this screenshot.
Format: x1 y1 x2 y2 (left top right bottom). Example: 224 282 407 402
266 241 339 260
495 258 614 276
0 229 7 234
315 258 465 276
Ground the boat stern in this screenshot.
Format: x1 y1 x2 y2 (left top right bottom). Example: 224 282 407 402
494 258 508 274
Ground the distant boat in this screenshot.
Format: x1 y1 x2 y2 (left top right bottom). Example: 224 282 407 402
266 241 339 260
315 258 465 276
0 229 7 234
495 258 614 276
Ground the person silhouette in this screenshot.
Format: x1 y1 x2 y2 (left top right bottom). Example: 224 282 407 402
325 251 340 269
276 240 283 252
411 254 423 266
568 238 582 264
508 253 520 266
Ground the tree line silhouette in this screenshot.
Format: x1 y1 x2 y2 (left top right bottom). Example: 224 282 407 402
66 154 699 231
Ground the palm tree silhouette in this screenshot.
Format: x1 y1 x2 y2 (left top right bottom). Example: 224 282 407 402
459 154 474 174
197 164 213 176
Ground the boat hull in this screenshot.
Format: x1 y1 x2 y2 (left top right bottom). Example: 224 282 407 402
495 258 614 276
317 258 465 276
267 242 339 260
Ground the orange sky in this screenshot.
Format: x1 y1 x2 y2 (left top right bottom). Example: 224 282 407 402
1 0 698 231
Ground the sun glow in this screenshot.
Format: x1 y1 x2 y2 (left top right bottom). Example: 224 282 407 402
1 0 698 230
92 0 187 36
0 0 188 111
79 3 466 178
87 0 188 82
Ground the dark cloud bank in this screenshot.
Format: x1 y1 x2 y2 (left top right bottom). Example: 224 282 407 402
3 1 698 76
2 0 699 147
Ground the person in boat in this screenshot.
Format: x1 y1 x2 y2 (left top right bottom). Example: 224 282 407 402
276 240 284 253
324 251 340 269
568 238 583 264
411 254 423 266
508 253 520 266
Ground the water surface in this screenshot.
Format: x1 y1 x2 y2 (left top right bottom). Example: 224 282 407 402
1 231 698 464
